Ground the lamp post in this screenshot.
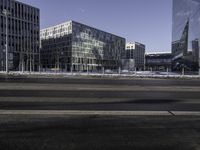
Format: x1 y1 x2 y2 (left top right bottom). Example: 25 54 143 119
38 42 41 73
56 49 60 71
2 9 10 74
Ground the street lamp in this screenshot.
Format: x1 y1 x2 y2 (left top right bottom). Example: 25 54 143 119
2 9 11 74
56 48 60 71
55 47 63 72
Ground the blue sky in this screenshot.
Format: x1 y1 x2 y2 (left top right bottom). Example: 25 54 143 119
18 0 172 53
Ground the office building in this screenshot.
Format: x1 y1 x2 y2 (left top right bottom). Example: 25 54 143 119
192 39 200 63
40 20 125 72
123 42 145 70
145 52 172 71
0 0 40 71
172 0 200 72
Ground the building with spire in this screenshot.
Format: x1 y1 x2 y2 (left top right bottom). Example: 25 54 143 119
172 0 200 72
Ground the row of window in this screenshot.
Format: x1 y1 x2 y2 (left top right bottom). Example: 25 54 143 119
0 1 39 23
73 23 124 42
41 26 72 38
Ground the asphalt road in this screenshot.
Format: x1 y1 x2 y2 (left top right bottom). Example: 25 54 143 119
0 115 200 150
0 77 200 111
1 76 200 150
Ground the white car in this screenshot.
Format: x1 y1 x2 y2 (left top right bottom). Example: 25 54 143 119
105 69 113 74
121 70 129 74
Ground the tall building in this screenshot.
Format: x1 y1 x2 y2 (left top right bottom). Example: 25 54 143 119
172 0 200 72
192 39 200 63
123 42 145 70
0 0 40 71
40 20 125 72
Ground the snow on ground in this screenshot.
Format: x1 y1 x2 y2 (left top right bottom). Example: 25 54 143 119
0 71 199 79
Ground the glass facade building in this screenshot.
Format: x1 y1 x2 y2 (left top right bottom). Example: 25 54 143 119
0 0 40 71
145 53 172 71
172 0 200 72
40 21 125 72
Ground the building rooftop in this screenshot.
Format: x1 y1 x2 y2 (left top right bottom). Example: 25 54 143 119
41 20 125 40
145 52 172 59
14 0 40 10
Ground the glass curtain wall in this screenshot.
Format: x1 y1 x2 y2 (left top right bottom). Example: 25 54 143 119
172 0 200 72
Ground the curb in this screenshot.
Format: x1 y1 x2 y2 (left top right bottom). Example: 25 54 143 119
0 110 200 116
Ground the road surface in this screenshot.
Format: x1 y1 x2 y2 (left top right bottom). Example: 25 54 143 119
0 76 200 150
0 77 200 111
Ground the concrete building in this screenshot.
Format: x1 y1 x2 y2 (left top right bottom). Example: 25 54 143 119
123 42 145 70
40 20 125 72
145 52 172 71
0 0 40 71
172 0 200 72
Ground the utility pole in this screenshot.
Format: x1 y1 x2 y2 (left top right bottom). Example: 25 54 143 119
71 63 73 75
102 66 105 75
22 55 24 73
167 67 169 76
39 51 41 73
30 54 32 73
2 9 10 74
39 42 41 73
118 66 121 75
182 67 185 76
199 60 200 77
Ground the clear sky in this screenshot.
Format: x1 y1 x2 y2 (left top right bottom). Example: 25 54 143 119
18 0 172 53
